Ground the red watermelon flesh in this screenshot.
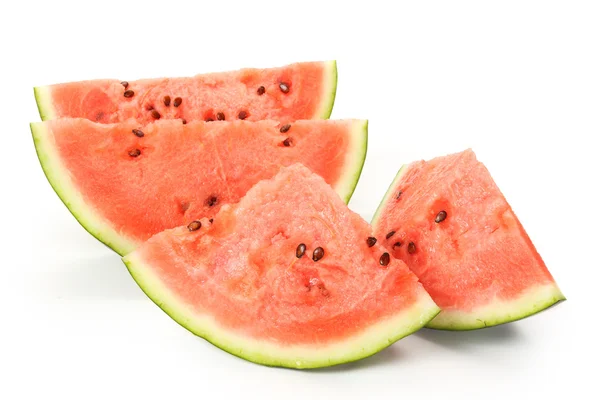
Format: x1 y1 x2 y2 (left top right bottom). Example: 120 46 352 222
123 164 440 369
31 118 367 256
372 149 564 330
34 61 337 124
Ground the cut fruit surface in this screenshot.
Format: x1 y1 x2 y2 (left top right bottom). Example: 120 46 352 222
31 118 367 255
372 149 564 330
123 164 439 369
34 61 337 124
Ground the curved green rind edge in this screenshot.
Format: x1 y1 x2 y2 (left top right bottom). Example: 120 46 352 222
371 165 566 331
426 284 565 330
30 122 138 256
315 60 338 119
371 164 407 226
123 252 440 369
34 86 55 121
335 119 368 203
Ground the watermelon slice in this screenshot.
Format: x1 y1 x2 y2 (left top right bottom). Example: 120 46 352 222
31 118 367 256
372 149 565 330
34 61 337 124
123 164 440 368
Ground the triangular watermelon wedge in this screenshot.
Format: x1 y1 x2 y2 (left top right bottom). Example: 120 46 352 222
34 61 337 124
372 149 565 330
123 164 440 369
31 118 367 255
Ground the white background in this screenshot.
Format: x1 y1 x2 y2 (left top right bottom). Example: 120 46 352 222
1 0 598 398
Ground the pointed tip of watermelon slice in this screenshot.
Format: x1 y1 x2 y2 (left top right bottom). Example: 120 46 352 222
34 86 56 121
315 60 338 119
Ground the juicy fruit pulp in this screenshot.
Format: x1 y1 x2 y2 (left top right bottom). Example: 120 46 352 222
372 149 564 330
123 164 440 369
31 118 367 255
34 61 337 124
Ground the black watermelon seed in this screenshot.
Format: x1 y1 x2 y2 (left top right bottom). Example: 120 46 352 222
296 243 306 258
312 247 325 262
395 191 403 200
132 129 144 138
408 242 417 254
217 112 225 121
280 124 291 133
182 119 187 124
151 110 161 119
282 137 292 147
238 110 248 120
128 149 141 157
279 82 290 93
209 218 214 223
366 237 377 247
386 230 396 239
121 81 129 89
173 97 182 107
206 118 214 122
187 220 202 231
393 241 402 248
257 86 266 95
124 90 134 98
435 210 447 223
380 252 390 266
206 196 218 207
163 96 171 106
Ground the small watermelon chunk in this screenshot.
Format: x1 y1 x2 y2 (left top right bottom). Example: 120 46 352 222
31 118 367 255
123 164 439 369
34 61 337 124
372 149 565 330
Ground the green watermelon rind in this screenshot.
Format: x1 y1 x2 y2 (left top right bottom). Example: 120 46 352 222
372 164 566 331
316 60 338 119
30 119 367 256
335 119 368 203
426 283 565 330
30 122 139 256
123 252 440 369
371 164 407 226
33 61 338 122
34 86 55 121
